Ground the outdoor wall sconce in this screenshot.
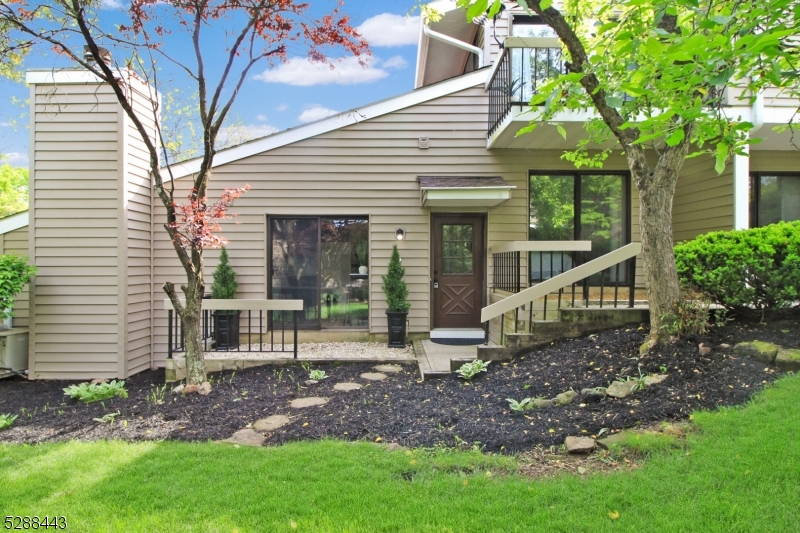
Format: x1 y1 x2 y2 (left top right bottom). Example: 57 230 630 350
395 228 406 241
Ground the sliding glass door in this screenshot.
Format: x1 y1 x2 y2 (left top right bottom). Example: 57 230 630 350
529 172 629 283
270 216 369 329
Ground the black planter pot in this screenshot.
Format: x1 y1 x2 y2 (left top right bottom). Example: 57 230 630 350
213 310 241 350
385 310 408 348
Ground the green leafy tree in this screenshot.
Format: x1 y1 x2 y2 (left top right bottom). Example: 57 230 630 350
0 254 35 319
210 247 237 299
0 163 28 218
382 245 410 313
455 0 800 347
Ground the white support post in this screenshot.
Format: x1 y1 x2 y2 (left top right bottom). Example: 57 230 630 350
733 145 751 230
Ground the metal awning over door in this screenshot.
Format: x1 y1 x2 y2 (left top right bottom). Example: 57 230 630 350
418 176 515 208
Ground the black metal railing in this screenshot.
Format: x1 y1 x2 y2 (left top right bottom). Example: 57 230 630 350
530 250 582 284
492 251 521 293
167 305 300 359
488 46 564 137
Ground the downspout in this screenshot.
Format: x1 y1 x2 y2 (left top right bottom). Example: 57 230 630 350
422 24 484 68
733 89 764 229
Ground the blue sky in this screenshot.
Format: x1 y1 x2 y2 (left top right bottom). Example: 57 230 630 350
0 0 424 168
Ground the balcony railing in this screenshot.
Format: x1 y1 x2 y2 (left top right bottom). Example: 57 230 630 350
165 299 303 359
487 38 565 138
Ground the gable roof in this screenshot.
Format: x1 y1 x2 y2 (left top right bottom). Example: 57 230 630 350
164 68 489 181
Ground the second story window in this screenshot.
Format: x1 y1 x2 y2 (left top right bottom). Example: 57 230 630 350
511 15 556 38
509 16 562 103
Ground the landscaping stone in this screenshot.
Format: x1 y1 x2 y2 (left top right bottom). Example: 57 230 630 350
223 429 265 447
554 391 578 406
360 372 387 381
386 443 405 452
304 380 319 386
720 343 731 349
290 397 328 408
254 415 291 432
183 384 199 394
373 364 402 373
531 398 554 408
606 381 637 399
775 348 800 371
581 388 606 403
172 384 184 394
698 343 712 356
734 341 780 364
334 382 362 392
565 436 596 454
198 382 212 396
643 374 668 386
90 378 107 385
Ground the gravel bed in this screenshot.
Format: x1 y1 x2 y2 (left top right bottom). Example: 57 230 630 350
205 342 414 360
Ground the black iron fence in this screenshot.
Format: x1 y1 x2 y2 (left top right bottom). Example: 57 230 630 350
492 251 521 293
166 299 303 359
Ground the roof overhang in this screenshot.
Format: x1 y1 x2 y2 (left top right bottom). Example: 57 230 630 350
415 1 479 88
419 176 515 208
0 211 29 235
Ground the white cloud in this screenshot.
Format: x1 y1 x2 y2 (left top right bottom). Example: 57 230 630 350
256 114 268 122
244 124 279 138
276 104 288 112
382 55 409 70
255 55 388 87
298 105 339 123
0 122 11 127
357 13 420 47
101 0 125 9
2 152 28 166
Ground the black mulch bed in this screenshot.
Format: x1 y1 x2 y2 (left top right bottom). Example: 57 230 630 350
1 318 797 453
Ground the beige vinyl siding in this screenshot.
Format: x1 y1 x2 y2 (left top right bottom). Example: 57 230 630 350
29 83 121 380
672 154 734 242
750 151 800 173
150 85 639 364
1 226 30 327
124 86 156 376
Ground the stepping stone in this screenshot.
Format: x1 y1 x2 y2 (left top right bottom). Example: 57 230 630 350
643 374 668 386
223 429 265 447
373 364 402 373
254 415 291 432
565 436 596 454
554 391 578 406
531 398 553 408
334 382 362 392
290 397 328 408
776 348 800 371
734 341 780 364
360 372 387 381
606 381 637 399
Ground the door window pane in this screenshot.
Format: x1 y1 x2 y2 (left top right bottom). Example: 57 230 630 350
320 218 369 328
756 175 800 226
442 224 474 274
271 218 319 328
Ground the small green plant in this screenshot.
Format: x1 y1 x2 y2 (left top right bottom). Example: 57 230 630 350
456 360 490 381
63 380 128 403
0 413 18 429
301 361 311 373
147 384 167 405
381 245 410 313
210 246 238 299
659 295 713 337
659 365 668 374
93 411 120 424
228 372 236 385
309 369 328 380
355 240 368 267
506 398 533 412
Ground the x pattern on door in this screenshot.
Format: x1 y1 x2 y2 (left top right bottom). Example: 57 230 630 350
440 283 475 316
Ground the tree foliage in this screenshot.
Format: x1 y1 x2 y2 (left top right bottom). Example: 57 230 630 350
0 163 27 218
210 246 238 300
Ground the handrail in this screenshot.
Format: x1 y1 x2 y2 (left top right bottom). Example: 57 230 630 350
163 299 303 311
480 243 641 323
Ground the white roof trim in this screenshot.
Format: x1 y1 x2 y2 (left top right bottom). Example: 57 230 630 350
420 185 515 190
0 211 29 235
164 69 489 180
26 69 104 85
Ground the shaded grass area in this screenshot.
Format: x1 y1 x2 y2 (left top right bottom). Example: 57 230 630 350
1 375 799 532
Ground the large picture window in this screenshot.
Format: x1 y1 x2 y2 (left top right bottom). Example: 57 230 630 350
270 217 369 329
750 173 800 227
529 172 630 283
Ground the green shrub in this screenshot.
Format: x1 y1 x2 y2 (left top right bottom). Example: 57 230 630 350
0 255 36 320
674 221 800 317
382 245 410 313
63 380 128 403
210 246 238 299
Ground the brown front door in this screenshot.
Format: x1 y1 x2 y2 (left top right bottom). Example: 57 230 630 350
432 215 485 329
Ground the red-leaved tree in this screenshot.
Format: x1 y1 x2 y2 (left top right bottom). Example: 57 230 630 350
0 0 368 384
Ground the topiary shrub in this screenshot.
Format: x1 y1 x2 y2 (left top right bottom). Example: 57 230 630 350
210 246 238 299
674 221 800 318
382 245 410 313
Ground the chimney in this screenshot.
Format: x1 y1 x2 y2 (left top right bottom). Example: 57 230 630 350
83 45 112 66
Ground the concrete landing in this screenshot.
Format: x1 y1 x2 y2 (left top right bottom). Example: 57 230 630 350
414 339 496 380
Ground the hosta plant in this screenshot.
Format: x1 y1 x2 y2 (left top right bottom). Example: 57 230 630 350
64 380 128 403
456 360 490 381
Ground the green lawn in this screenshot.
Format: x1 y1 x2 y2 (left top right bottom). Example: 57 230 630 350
2 375 799 532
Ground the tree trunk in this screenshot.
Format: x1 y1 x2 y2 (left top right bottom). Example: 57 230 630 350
634 166 683 348
172 259 207 385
